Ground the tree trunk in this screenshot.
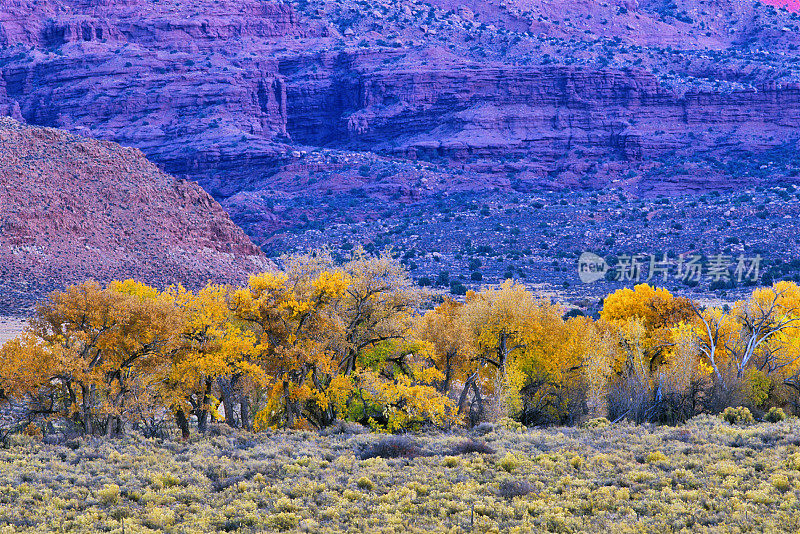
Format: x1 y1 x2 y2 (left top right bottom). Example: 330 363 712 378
497 332 511 370
175 410 190 440
469 380 484 427
219 375 239 428
440 350 455 394
457 373 478 415
81 385 93 435
284 380 295 429
197 410 209 433
343 348 358 375
240 395 251 431
62 383 72 420
104 416 122 437
197 378 213 433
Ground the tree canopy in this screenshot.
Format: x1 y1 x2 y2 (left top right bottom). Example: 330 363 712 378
3 258 800 437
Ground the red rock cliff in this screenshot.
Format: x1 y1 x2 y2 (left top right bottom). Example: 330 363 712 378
0 117 272 312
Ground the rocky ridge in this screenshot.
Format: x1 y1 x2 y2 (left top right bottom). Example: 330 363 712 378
2 0 800 250
0 117 272 312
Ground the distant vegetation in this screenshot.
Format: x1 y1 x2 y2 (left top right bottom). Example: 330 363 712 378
2 250 800 442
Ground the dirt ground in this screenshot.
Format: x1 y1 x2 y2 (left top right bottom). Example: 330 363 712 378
0 316 25 345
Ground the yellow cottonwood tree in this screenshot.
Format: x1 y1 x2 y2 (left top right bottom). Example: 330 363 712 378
236 249 451 431
459 281 587 424
691 282 800 402
233 267 349 429
0 280 180 436
158 284 265 437
601 284 695 372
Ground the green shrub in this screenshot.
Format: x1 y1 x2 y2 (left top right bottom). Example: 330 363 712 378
143 507 175 529
721 406 755 425
97 484 120 505
499 453 519 473
499 417 526 433
743 369 771 407
267 512 300 531
356 477 375 490
787 454 800 471
442 456 459 468
772 474 791 492
765 407 787 423
582 417 610 429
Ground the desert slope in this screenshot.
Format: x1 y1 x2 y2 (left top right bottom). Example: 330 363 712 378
2 0 800 250
0 117 272 312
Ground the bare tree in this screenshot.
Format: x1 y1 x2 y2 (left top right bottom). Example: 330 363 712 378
690 302 728 390
725 289 800 379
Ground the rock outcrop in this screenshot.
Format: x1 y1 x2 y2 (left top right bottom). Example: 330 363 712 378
2 0 800 247
0 117 272 312
285 59 800 162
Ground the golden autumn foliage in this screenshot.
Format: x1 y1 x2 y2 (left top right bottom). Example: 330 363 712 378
690 280 800 407
0 250 455 436
415 282 600 425
0 280 181 436
600 283 695 370
4 267 800 436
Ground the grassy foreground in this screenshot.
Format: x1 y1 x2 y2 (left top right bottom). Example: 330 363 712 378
2 418 800 533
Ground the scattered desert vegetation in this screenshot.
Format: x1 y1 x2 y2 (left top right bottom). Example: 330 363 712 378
288 185 800 301
1 418 800 532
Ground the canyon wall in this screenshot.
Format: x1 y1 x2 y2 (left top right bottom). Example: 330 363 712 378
2 0 800 244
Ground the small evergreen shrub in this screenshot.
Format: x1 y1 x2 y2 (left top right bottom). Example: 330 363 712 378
765 407 787 423
722 406 755 425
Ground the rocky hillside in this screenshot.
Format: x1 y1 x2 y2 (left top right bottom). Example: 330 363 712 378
2 0 800 250
0 118 271 312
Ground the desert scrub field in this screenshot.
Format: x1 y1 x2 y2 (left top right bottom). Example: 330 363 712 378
2 417 800 533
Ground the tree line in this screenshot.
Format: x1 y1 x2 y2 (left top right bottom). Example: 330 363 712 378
2 249 800 439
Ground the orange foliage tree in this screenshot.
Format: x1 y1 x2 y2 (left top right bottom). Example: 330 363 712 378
5 269 800 437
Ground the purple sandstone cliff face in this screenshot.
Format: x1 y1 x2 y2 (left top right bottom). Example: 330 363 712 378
0 0 301 197
2 0 800 248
